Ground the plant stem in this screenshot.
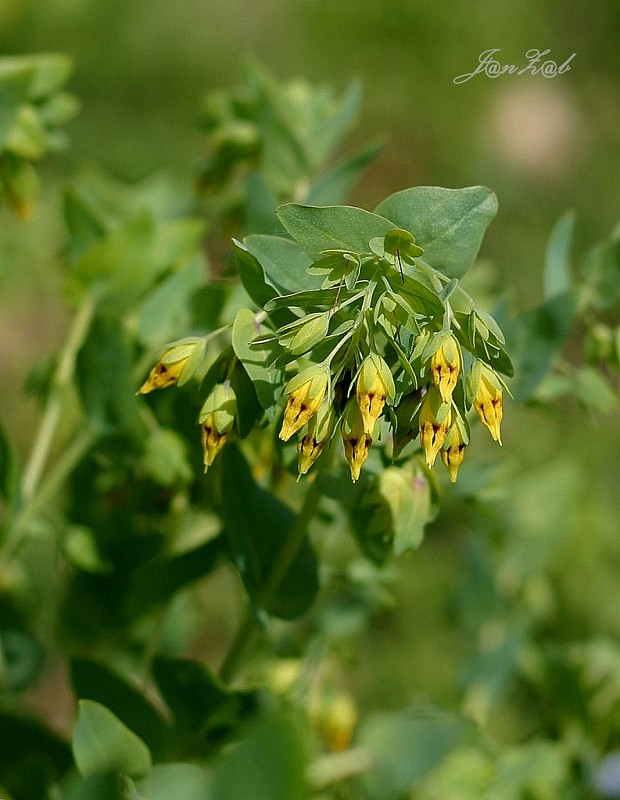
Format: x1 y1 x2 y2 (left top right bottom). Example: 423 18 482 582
0 293 97 571
219 476 325 683
21 293 96 504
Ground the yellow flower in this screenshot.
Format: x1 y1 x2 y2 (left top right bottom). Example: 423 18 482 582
430 335 461 404
441 424 466 483
137 339 202 394
297 399 335 477
201 419 231 469
279 364 330 442
356 355 394 435
341 401 372 482
199 383 236 470
473 366 503 444
419 388 451 467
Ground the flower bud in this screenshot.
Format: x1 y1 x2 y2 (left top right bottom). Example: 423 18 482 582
472 364 503 444
441 423 466 483
199 382 236 469
297 398 336 477
356 354 395 434
430 335 461 404
419 387 451 467
289 313 330 355
138 338 202 394
279 364 330 442
341 401 372 482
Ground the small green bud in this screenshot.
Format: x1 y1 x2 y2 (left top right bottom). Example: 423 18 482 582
289 313 330 355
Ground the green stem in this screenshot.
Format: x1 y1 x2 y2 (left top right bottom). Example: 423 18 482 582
219 476 325 683
21 293 96 504
1 293 97 571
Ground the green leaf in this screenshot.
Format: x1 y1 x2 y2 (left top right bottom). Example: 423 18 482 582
125 535 225 617
62 526 114 575
242 170 282 235
232 307 284 420
382 271 444 318
0 62 32 144
243 234 321 294
211 712 309 800
72 700 152 779
453 312 513 378
265 286 362 311
0 628 43 691
543 211 574 298
306 140 384 206
277 203 395 261
64 185 108 263
570 365 619 412
374 186 498 278
369 464 438 555
70 659 172 760
69 212 156 307
152 656 255 751
76 317 144 437
358 707 472 800
507 290 580 402
233 238 278 308
4 104 48 159
62 771 124 800
26 53 74 98
581 232 620 310
142 427 193 486
133 763 211 800
306 78 363 168
141 262 210 366
221 444 319 619
0 711 72 800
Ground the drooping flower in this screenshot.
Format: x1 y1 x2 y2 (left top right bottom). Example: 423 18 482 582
138 338 203 394
472 364 503 444
441 423 466 483
279 364 330 442
356 354 395 434
341 400 373 482
199 382 236 470
419 387 451 467
430 335 461 404
297 398 336 477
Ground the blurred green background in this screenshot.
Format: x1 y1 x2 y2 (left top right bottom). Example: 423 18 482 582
1 0 620 754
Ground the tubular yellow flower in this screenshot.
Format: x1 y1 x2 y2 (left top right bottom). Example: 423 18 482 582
356 355 394 435
279 365 329 442
441 424 466 483
341 401 372 482
138 339 201 394
201 418 231 469
199 382 236 470
419 389 451 468
430 336 461 404
473 367 503 444
297 399 335 477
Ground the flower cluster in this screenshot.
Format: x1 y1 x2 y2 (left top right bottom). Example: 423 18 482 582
277 333 503 483
136 195 511 485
